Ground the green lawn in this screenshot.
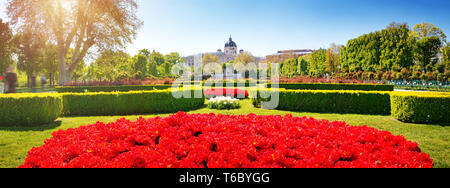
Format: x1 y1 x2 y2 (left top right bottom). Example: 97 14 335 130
0 100 448 168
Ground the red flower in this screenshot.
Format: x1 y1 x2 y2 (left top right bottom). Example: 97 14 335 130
0 76 2 81
205 88 249 99
19 113 433 168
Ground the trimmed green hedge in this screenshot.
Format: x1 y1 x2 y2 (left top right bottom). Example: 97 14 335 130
391 92 450 124
0 94 62 126
61 89 205 116
55 85 172 93
267 83 394 91
251 89 391 115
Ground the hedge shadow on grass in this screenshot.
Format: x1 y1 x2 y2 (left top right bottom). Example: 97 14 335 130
0 121 62 132
391 118 450 127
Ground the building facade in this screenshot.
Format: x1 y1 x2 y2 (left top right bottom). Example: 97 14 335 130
266 49 316 63
184 36 263 68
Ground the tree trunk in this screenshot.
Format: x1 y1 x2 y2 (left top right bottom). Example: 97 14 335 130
58 48 71 85
59 70 72 86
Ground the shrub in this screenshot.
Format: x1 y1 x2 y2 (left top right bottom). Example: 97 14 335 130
267 83 394 91
251 89 391 115
19 113 433 168
55 85 172 93
0 94 62 126
61 89 205 116
207 97 241 110
391 92 450 124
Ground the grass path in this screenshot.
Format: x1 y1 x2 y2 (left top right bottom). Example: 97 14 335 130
0 100 448 168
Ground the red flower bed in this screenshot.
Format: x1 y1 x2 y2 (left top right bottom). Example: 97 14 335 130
20 113 433 168
205 88 249 99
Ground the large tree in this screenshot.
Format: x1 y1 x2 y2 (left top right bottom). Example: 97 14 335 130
13 31 45 88
442 43 450 71
202 53 220 68
132 54 148 80
0 19 13 75
325 43 343 74
235 52 255 65
309 49 327 76
165 52 184 65
40 44 59 87
411 23 446 72
150 51 166 66
411 23 447 43
380 23 415 71
7 0 142 85
88 50 130 81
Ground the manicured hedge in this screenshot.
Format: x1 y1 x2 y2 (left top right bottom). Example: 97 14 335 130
0 94 63 126
61 89 205 116
391 92 450 124
55 85 172 93
251 89 391 115
266 83 394 91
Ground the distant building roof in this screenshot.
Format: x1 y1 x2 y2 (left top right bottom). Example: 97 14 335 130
225 36 237 48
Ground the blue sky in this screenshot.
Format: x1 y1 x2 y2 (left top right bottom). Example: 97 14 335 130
1 0 450 57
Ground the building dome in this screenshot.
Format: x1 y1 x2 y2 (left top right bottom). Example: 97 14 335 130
225 37 237 48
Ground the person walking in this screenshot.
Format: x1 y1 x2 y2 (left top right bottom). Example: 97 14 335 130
5 67 17 94
40 75 47 90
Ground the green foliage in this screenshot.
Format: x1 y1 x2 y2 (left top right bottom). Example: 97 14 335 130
411 23 447 43
380 23 415 70
267 83 394 91
341 23 415 72
281 58 298 78
442 43 450 71
55 85 172 93
325 43 342 74
202 53 220 67
309 49 327 76
161 61 172 77
0 94 62 126
341 31 381 72
61 89 205 116
251 89 391 115
133 54 148 80
297 55 310 76
391 92 450 124
87 50 130 81
0 19 13 75
7 0 142 85
165 52 184 65
13 31 45 87
148 59 158 77
40 44 58 86
415 36 442 72
150 52 166 66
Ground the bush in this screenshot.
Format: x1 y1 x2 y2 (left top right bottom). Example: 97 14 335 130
20 113 433 168
61 89 205 116
267 83 394 91
391 92 450 124
55 85 172 93
251 89 391 115
207 97 241 110
0 94 62 126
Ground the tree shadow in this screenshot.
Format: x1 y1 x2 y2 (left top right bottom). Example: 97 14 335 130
0 121 63 132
